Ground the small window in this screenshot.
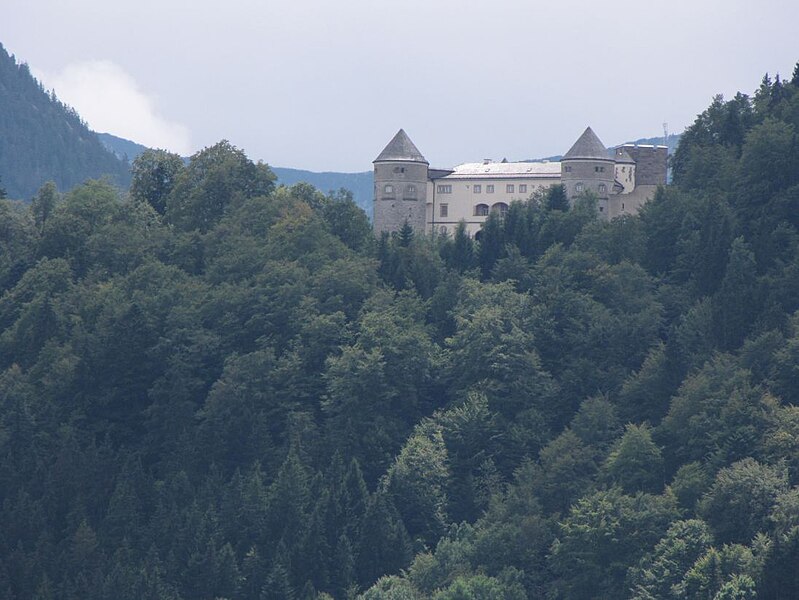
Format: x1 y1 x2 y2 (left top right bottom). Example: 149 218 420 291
519 184 527 193
393 166 405 173
564 165 572 172
384 184 393 194
440 225 448 235
506 184 514 193
599 206 604 212
486 184 495 193
437 184 452 194
406 184 416 195
440 203 448 218
595 166 605 173
575 183 584 192
475 203 489 216
598 184 606 194
622 203 625 211
474 184 482 193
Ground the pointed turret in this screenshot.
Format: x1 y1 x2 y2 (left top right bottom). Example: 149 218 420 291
374 129 428 164
561 126 616 215
373 129 430 234
562 126 611 161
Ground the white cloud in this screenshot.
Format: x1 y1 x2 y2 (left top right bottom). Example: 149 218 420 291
35 60 192 155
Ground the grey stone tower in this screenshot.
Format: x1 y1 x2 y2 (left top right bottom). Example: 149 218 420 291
561 127 616 215
373 129 429 234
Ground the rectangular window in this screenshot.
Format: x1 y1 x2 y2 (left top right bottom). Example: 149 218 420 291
473 184 481 193
564 166 572 172
519 184 527 193
440 203 448 218
436 184 452 194
486 184 495 193
506 184 514 193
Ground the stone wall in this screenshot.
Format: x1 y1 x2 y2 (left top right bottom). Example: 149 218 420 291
617 145 667 185
373 161 429 233
561 158 617 201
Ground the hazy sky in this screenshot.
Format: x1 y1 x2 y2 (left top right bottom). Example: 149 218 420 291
3 0 798 172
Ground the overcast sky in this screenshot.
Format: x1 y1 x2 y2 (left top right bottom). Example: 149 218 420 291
3 0 798 172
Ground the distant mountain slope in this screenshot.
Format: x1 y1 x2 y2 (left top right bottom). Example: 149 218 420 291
96 132 149 162
531 133 681 162
99 132 375 216
0 43 131 200
271 167 373 214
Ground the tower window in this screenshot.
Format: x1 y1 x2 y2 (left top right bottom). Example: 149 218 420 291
564 166 572 172
486 184 495 193
598 184 606 194
575 183 584 192
384 185 393 194
595 166 605 172
440 203 448 218
506 184 515 193
437 184 452 194
406 184 416 196
474 184 481 193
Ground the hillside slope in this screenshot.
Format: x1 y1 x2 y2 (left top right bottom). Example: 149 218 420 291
0 44 131 200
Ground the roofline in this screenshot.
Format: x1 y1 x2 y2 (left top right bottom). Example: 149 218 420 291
373 158 430 165
560 155 615 162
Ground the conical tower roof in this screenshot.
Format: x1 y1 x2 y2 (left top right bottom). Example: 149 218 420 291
563 126 612 161
374 129 428 164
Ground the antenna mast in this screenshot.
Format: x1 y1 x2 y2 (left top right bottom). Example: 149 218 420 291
663 122 669 147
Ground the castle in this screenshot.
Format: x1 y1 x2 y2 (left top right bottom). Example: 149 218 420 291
373 127 668 237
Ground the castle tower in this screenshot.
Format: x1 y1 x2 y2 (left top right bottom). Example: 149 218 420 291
373 129 429 234
561 127 616 216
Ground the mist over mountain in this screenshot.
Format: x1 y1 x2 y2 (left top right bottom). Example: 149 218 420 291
0 44 131 200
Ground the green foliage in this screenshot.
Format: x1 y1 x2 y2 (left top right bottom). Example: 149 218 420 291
166 140 275 232
130 149 185 215
604 423 665 494
698 458 788 544
2 66 799 599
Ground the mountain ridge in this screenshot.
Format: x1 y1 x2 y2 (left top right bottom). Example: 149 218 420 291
0 43 131 200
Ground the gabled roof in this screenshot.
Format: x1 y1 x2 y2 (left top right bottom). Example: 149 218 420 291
374 129 428 164
563 126 612 161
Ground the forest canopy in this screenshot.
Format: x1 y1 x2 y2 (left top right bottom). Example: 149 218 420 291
1 65 799 599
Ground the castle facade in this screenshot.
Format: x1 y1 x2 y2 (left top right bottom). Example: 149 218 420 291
373 127 668 236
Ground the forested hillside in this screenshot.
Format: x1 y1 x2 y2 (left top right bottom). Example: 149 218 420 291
99 131 375 217
1 66 799 600
0 44 131 200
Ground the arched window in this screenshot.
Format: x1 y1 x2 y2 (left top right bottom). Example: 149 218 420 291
439 225 448 235
491 202 509 216
406 184 416 196
575 182 584 193
384 184 393 194
598 184 607 194
474 203 489 216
